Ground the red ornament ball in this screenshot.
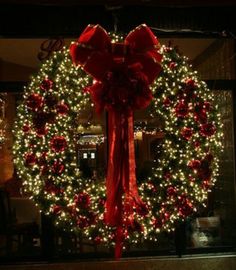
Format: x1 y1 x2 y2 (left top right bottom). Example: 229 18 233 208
26 93 43 111
52 160 65 175
50 136 67 152
87 211 96 225
203 101 211 111
25 153 37 166
194 111 207 123
194 140 200 148
188 159 201 170
45 94 58 108
163 211 170 220
136 202 149 217
98 198 106 207
40 165 49 176
197 161 212 180
32 111 48 129
127 219 143 232
164 171 172 179
176 195 193 217
167 186 177 197
163 97 171 107
153 218 162 229
56 103 69 115
40 79 53 91
46 112 57 124
185 78 196 89
22 124 30 133
169 62 177 69
175 101 189 118
77 216 89 228
53 205 61 214
181 127 193 140
194 103 208 123
37 152 47 166
204 153 214 163
202 180 211 189
36 127 48 137
133 220 143 232
178 202 193 217
94 236 102 245
44 180 61 195
200 123 216 137
74 192 91 208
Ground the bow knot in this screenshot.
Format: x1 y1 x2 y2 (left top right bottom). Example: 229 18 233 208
111 43 129 61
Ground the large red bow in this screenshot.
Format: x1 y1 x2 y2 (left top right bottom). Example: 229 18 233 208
70 24 162 84
70 24 162 258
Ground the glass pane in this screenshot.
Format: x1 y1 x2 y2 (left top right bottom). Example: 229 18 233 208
187 90 236 250
1 38 236 261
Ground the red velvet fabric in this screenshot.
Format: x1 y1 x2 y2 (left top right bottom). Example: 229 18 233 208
70 24 162 258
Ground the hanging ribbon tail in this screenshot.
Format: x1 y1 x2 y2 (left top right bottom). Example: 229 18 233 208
105 110 124 226
105 110 144 258
105 110 141 225
126 111 142 202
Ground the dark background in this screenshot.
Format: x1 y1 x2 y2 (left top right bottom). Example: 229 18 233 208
0 0 236 38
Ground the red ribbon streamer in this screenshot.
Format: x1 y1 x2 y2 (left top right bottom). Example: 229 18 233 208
70 24 162 258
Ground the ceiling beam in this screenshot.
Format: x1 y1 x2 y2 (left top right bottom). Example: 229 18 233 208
0 1 236 7
0 4 235 38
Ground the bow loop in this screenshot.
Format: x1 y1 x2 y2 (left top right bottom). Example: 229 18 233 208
78 24 111 51
125 24 162 83
70 24 113 80
125 24 159 52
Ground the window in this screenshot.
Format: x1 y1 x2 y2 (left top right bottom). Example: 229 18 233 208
0 38 236 261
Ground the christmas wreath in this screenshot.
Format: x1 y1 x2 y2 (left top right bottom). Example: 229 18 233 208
13 26 223 254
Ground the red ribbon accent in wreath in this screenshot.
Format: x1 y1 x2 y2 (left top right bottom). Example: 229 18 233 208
70 24 162 258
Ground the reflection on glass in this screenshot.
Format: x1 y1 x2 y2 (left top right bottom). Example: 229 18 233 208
187 90 236 249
